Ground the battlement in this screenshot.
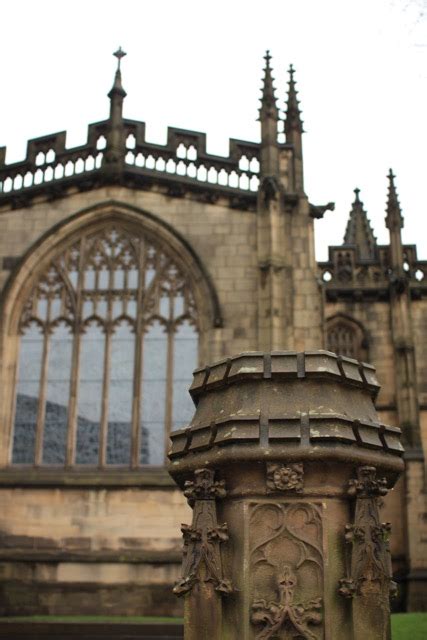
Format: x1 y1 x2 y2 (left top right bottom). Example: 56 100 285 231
0 118 267 208
319 243 427 299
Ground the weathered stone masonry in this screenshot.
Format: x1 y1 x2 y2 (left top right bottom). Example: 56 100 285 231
0 50 425 614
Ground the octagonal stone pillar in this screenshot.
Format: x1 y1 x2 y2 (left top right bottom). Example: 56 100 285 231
168 351 404 640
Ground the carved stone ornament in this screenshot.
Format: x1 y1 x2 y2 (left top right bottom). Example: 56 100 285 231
260 175 281 204
183 467 226 505
266 462 304 493
251 566 322 640
250 502 323 639
173 468 233 597
338 466 397 600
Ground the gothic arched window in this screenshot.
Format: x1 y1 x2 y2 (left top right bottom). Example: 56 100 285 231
326 315 368 361
11 224 199 467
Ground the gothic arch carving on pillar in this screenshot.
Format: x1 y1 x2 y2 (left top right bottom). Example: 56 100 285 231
0 200 222 468
325 313 369 362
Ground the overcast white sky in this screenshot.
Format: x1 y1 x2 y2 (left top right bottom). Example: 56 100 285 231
1 0 426 260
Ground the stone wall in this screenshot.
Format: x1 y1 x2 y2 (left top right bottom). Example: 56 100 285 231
0 185 257 614
0 186 259 359
0 182 426 614
0 482 189 615
325 296 427 610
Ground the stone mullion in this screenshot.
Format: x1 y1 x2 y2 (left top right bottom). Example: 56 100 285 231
66 237 85 466
130 241 145 468
34 298 52 467
5 333 22 465
164 292 175 463
98 265 114 468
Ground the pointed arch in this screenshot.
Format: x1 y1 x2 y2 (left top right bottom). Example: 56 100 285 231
325 313 369 361
0 201 221 468
0 200 222 336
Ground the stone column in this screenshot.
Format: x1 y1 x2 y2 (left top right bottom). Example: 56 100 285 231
168 351 404 640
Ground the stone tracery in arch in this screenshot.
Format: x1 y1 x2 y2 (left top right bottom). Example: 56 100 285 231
8 210 208 469
326 313 368 362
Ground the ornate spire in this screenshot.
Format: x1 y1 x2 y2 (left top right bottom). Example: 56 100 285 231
108 47 127 101
284 64 304 136
259 50 279 121
344 188 377 261
385 169 404 230
258 51 280 179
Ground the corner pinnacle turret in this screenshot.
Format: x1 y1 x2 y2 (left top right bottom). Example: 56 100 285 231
259 50 279 121
344 188 377 261
258 51 280 178
283 65 304 190
284 64 303 136
385 169 404 231
385 169 405 275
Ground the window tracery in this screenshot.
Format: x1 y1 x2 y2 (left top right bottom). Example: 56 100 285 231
326 315 368 361
12 224 199 467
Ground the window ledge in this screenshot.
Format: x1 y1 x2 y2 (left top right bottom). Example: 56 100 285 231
0 547 181 564
0 467 177 488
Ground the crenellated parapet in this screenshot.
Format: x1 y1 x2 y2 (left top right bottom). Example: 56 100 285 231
319 243 427 301
0 119 266 210
0 50 329 217
320 179 427 301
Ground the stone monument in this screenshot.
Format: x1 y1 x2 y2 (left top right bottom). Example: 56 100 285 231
168 351 404 639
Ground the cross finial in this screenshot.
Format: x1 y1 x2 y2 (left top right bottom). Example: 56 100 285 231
113 47 127 71
264 50 272 68
289 64 295 80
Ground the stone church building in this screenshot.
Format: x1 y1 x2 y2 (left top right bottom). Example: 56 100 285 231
0 51 425 615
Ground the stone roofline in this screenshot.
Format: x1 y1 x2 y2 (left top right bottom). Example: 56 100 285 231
0 118 270 211
0 119 267 170
319 241 427 300
0 117 328 218
0 118 425 298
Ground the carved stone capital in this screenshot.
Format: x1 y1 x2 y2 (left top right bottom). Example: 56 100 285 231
183 467 226 504
347 465 388 498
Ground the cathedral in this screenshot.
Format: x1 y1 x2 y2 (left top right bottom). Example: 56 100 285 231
0 49 425 615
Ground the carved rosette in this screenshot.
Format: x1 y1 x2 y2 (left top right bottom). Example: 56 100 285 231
173 468 233 597
266 462 304 493
338 466 397 600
